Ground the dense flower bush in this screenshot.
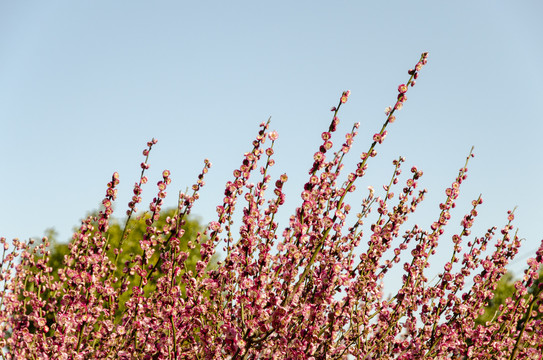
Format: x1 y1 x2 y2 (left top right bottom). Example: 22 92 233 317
1 52 542 359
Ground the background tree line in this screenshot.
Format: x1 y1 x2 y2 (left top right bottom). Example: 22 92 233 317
25 207 217 326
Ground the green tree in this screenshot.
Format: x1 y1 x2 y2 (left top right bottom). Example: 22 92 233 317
476 272 516 325
27 208 216 322
477 268 543 326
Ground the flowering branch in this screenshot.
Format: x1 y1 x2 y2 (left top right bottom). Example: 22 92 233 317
2 52 542 359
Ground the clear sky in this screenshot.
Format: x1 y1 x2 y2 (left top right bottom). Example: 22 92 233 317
1 1 542 292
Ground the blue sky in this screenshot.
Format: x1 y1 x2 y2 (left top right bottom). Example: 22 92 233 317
1 2 542 291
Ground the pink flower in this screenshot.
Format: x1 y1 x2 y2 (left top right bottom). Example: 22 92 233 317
384 106 392 115
157 181 166 191
340 90 351 103
268 131 279 141
313 152 325 162
373 132 386 144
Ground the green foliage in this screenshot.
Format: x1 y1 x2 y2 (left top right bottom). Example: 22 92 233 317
31 208 215 320
476 272 516 325
477 268 543 326
104 208 214 315
42 229 69 275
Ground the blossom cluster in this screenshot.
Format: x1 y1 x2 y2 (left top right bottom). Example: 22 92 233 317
1 52 542 359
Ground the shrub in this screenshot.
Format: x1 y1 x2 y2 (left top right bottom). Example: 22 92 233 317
1 52 542 359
